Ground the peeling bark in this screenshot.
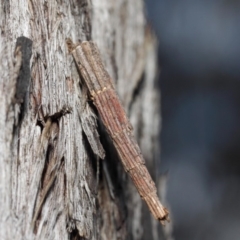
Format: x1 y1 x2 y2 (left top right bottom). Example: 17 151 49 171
0 0 163 239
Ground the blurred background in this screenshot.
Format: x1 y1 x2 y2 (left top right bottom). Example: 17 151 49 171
145 1 240 239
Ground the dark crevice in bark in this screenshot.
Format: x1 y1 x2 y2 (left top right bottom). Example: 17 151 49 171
70 228 87 240
128 72 145 114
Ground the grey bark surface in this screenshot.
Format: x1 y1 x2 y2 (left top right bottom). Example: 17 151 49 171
0 0 163 239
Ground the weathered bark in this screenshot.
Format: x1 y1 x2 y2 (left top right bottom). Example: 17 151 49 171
0 0 163 239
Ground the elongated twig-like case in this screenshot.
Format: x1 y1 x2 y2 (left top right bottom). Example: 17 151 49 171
70 40 169 224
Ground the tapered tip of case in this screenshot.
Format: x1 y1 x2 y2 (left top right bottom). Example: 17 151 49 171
159 207 170 225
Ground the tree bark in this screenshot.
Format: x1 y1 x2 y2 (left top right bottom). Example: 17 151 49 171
0 0 162 239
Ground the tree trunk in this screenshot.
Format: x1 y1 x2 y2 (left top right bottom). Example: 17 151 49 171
0 0 162 239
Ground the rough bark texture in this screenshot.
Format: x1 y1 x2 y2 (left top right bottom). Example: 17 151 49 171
0 0 163 239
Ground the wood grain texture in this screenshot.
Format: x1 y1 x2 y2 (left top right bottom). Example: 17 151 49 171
0 0 165 239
